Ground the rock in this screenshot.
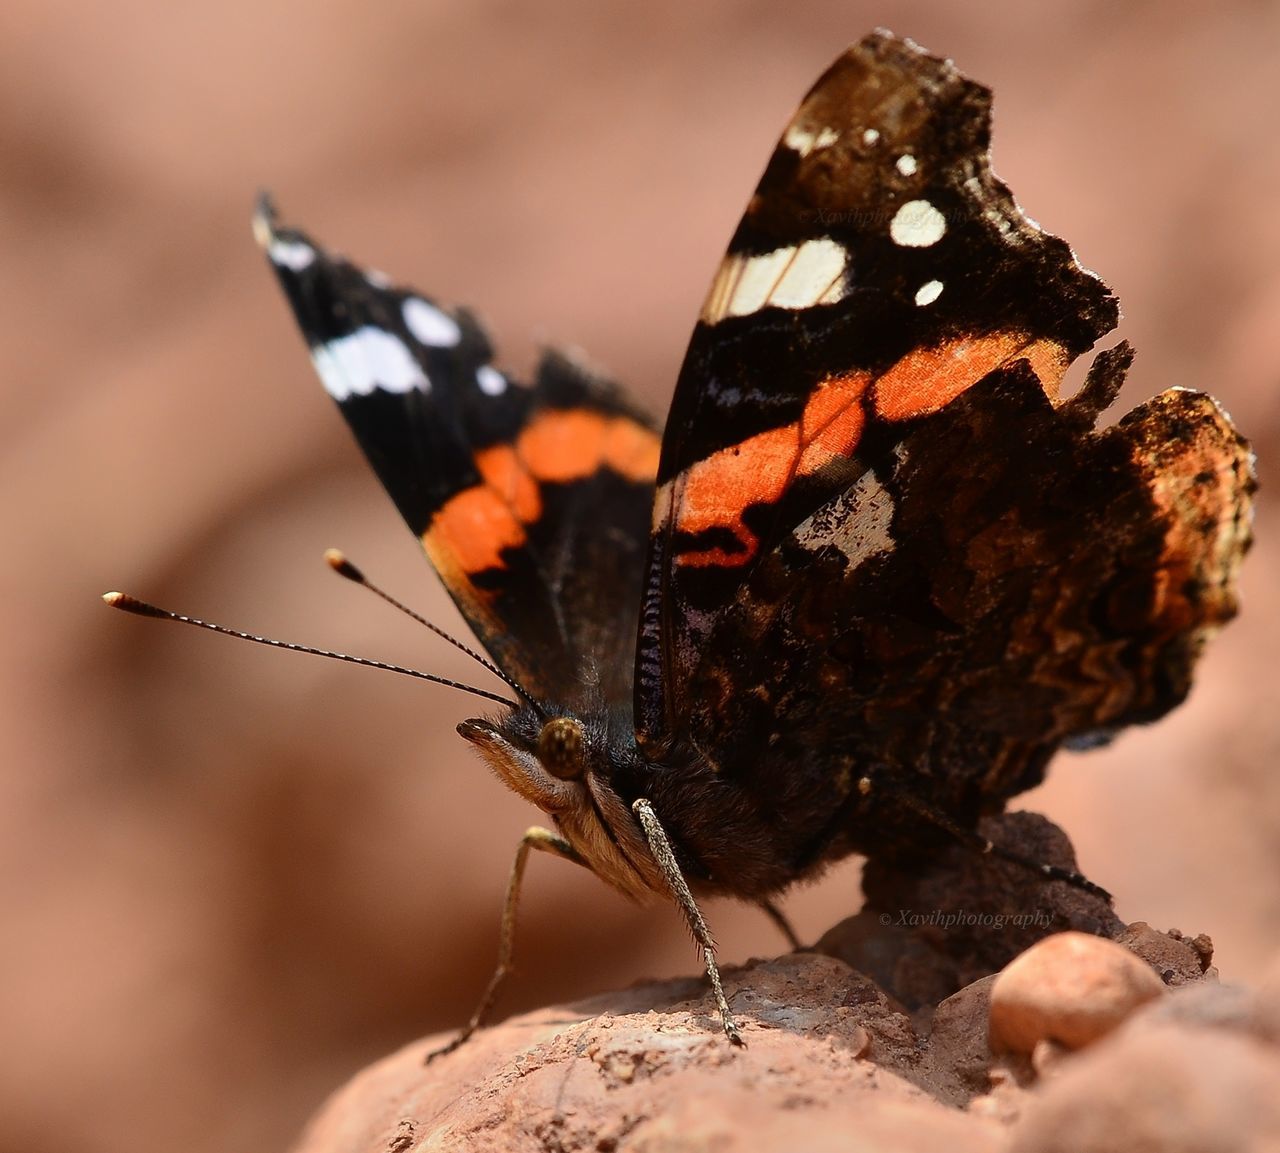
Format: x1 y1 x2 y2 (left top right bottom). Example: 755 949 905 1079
818 812 1124 1011
1117 920 1215 985
286 821 1252 1152
287 913 1272 1152
968 1065 1027 1128
989 931 1165 1053
916 974 999 1104
291 953 1007 1153
625 1092 1002 1153
1140 979 1256 1033
1007 1023 1280 1152
1138 956 1280 1047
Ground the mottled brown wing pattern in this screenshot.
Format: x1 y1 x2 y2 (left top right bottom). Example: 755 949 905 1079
680 355 1254 862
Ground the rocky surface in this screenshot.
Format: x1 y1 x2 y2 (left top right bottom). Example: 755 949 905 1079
295 955 1002 1153
293 935 1280 1153
1006 1020 1280 1153
290 813 1280 1152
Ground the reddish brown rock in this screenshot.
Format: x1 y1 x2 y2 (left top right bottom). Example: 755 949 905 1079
1117 920 1215 985
1138 951 1280 1048
989 931 1166 1054
288 820 1247 1152
292 953 1006 1153
915 974 999 1104
286 925 1280 1151
624 1093 1002 1153
1007 1023 1280 1153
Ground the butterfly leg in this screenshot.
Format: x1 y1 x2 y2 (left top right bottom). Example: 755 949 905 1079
760 898 803 951
425 825 585 1063
632 798 745 1047
878 779 1114 902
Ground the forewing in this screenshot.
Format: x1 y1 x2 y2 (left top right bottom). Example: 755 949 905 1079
258 203 659 704
634 31 1126 752
634 31 1254 798
635 31 1120 753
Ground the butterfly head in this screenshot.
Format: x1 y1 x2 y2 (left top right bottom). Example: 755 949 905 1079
457 708 662 900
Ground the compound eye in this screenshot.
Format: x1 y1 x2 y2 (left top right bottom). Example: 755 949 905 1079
537 716 586 780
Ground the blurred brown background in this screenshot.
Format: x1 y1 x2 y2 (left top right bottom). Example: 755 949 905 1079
2 2 1278 1151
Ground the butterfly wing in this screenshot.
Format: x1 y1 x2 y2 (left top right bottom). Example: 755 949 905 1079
635 32 1253 815
686 355 1252 828
258 202 659 705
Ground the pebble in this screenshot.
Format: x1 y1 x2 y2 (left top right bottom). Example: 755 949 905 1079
989 931 1165 1053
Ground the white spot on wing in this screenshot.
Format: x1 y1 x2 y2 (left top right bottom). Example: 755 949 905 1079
701 238 848 324
403 297 462 347
313 327 429 401
476 364 507 396
890 199 947 247
784 124 810 154
268 238 315 271
896 154 917 176
723 247 794 315
771 238 847 308
784 123 839 158
862 128 880 146
915 279 944 306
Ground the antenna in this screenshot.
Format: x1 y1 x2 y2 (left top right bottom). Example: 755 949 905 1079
323 549 542 714
102 591 521 711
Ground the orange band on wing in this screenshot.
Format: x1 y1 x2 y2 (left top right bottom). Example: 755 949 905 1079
669 334 1072 571
425 486 529 576
598 416 664 481
427 409 660 581
516 409 661 485
675 370 871 567
474 444 543 523
874 334 1069 421
1022 339 1071 399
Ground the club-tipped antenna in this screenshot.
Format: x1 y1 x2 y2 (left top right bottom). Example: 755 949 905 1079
323 549 543 715
102 591 520 711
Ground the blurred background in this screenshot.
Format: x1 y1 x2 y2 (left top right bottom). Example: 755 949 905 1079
3 2 1277 1151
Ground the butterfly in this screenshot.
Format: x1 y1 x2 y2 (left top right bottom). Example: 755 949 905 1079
241 31 1252 1051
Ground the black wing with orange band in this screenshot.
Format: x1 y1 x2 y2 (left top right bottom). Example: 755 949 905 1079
257 202 660 705
633 30 1253 794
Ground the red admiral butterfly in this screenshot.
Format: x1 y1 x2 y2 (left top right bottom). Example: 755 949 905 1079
109 31 1254 1052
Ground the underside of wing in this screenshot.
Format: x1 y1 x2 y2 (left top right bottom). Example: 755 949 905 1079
635 31 1122 754
684 356 1254 836
634 30 1254 826
258 202 660 705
